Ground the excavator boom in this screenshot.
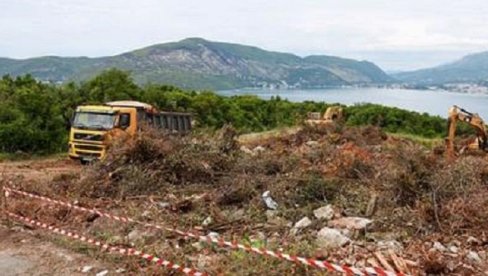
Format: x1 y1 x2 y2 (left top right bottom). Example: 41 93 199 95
446 105 487 158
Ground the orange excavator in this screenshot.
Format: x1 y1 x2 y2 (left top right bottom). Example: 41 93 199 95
446 105 488 158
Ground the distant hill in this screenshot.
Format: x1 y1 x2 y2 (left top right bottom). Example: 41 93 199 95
0 38 392 90
393 51 488 84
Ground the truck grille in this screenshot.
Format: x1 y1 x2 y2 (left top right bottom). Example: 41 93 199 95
74 133 104 141
75 151 101 157
75 145 103 151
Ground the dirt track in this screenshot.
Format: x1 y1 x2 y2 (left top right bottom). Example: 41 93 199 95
0 158 81 183
0 226 114 276
0 158 110 275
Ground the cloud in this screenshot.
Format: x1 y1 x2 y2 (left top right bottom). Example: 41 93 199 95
1 0 487 70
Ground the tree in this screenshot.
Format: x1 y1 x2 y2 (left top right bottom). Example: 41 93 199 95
80 69 141 103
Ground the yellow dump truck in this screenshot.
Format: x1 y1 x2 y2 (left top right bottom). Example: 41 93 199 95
68 101 191 163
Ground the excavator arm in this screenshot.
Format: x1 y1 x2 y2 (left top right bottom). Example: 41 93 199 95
446 105 488 157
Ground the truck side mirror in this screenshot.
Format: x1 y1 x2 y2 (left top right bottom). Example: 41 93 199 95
119 114 130 130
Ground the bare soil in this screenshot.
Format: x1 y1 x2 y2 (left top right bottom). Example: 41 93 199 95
0 158 111 275
0 158 81 183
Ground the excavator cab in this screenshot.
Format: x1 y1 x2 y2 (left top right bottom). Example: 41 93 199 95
446 105 488 158
323 106 344 122
306 106 344 126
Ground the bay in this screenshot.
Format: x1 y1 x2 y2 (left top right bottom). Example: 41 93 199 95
219 88 488 119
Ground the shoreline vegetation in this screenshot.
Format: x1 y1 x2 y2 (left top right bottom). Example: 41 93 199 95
0 69 473 155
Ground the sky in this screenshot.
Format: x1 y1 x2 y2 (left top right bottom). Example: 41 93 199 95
1 0 488 71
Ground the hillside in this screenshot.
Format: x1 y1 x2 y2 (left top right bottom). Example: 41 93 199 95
0 38 392 89
394 51 488 84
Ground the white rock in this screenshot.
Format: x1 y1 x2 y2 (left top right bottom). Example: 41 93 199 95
240 146 254 155
294 217 312 229
328 217 373 230
262 191 278 210
377 240 403 253
467 251 482 263
115 268 126 273
158 202 170 208
81 266 93 273
229 209 245 221
253 146 266 153
290 217 312 235
192 241 204 251
96 270 109 276
207 232 219 239
202 216 213 226
316 227 350 249
142 210 151 218
313 205 334 220
467 236 481 245
197 254 213 269
306 141 319 147
449 246 459 254
433 241 447 252
265 210 277 219
127 229 143 242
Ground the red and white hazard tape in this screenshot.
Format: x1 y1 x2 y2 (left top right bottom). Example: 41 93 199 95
4 187 406 276
6 211 206 276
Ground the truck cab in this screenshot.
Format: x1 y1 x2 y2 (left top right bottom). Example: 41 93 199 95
68 101 191 163
68 105 137 163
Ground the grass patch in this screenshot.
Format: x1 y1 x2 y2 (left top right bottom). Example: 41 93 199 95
388 132 444 148
237 126 302 144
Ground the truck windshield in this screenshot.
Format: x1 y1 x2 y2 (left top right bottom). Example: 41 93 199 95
73 112 116 130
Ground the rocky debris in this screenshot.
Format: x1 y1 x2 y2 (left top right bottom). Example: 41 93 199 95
207 232 219 239
316 227 350 248
449 245 459 254
262 191 278 210
313 205 334 220
141 210 151 218
157 202 170 209
127 229 143 243
253 146 266 153
81 266 93 273
126 229 155 244
227 209 245 221
306 140 319 147
202 216 213 226
115 268 126 273
96 270 109 276
376 240 403 253
433 241 447 252
328 217 373 230
467 236 481 245
192 241 204 251
467 251 482 264
240 146 254 155
265 210 277 219
291 217 312 235
197 254 214 269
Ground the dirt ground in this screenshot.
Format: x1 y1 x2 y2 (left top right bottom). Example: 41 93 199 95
0 226 115 276
0 158 81 183
0 158 105 275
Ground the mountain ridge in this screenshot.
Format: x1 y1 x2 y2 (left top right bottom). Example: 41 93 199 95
0 38 392 90
393 51 488 84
